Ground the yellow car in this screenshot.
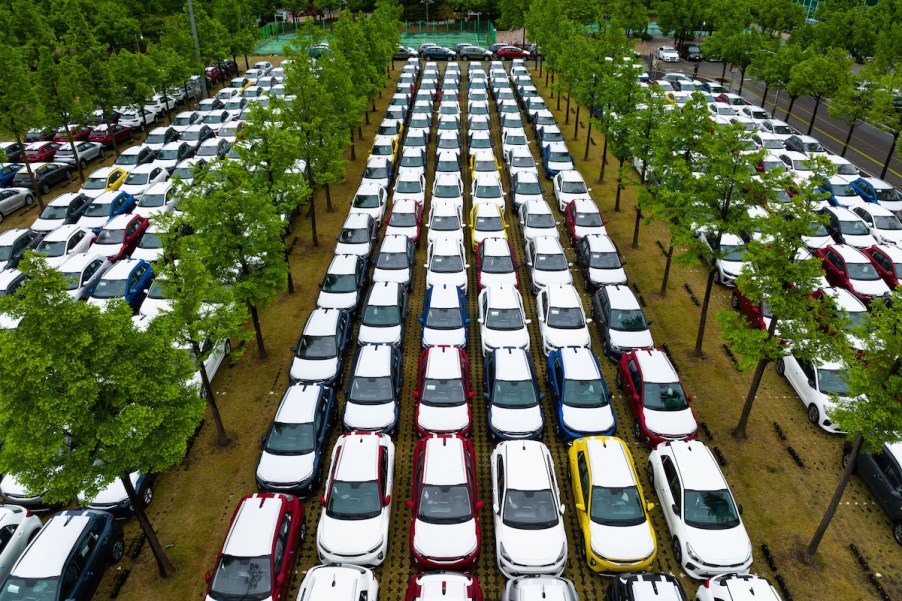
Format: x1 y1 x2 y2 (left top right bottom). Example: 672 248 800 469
376 119 403 143
81 166 128 195
469 149 501 182
371 135 399 164
469 201 508 251
568 436 657 572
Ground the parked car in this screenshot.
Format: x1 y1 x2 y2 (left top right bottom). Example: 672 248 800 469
289 308 352 386
80 166 128 200
819 206 878 248
54 141 104 169
425 237 469 293
525 236 572 294
406 572 483 601
414 345 474 436
76 472 156 517
656 46 680 62
58 252 113 301
563 197 607 244
696 574 782 601
78 190 135 230
542 142 575 179
496 46 530 60
680 45 702 60
372 234 415 289
12 162 72 195
119 164 169 199
87 258 153 312
851 177 902 215
776 353 858 433
133 181 176 219
862 244 902 289
34 224 95 268
547 346 615 439
850 204 902 245
88 124 134 147
420 284 468 348
298 564 380 601
843 441 902 545
88 213 149 262
478 284 531 356
476 237 518 290
24 141 61 163
575 234 627 291
316 254 368 313
816 243 891 303
342 344 403 434
0 229 41 271
519 200 560 247
608 573 688 601
536 284 590 356
0 187 34 224
357 281 408 347
592 285 654 361
0 505 43 581
385 198 423 244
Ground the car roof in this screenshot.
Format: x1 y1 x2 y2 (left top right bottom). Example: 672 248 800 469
546 142 568 152
379 234 408 253
434 173 462 186
104 213 138 230
854 203 893 217
617 573 685 599
499 440 551 490
558 346 600 380
304 565 369 597
603 284 641 310
366 281 401 305
88 166 115 177
664 440 726 490
275 384 321 424
103 258 142 279
335 432 383 481
327 254 359 275
146 181 173 194
585 437 637 488
570 197 598 212
343 212 372 228
862 177 893 190
781 150 808 160
304 308 341 335
424 345 463 379
59 252 105 272
545 284 581 307
823 206 859 220
524 200 552 215
633 349 678 383
872 244 902 262
129 162 161 173
830 244 869 263
0 269 24 288
720 574 781 599
13 511 94 578
222 494 284 557
429 283 463 308
473 202 501 216
792 134 819 143
885 442 902 466
423 435 467 485
486 284 521 309
121 146 147 155
482 237 512 256
43 223 84 241
366 156 390 168
354 344 394 378
533 235 565 253
821 287 866 312
0 228 29 244
584 234 617 252
492 347 532 380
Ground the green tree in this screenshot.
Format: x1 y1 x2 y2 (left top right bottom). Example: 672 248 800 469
749 41 805 116
111 49 158 131
868 73 902 180
332 9 374 133
753 0 805 36
806 289 902 559
0 255 203 577
213 0 259 69
498 0 529 30
657 0 707 49
828 75 876 158
787 47 852 135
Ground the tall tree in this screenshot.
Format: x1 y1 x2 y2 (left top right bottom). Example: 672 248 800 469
213 0 259 69
657 0 707 50
0 255 204 578
787 48 852 135
868 73 902 180
753 0 805 37
828 76 876 157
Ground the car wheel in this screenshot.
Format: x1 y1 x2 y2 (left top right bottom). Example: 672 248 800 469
633 421 642 442
672 536 682 564
24 195 33 206
224 339 232 357
300 517 307 541
894 522 902 546
841 451 854 471
714 270 722 285
807 403 820 424
41 183 50 195
79 159 87 170
646 462 655 488
142 484 154 507
64 169 73 181
602 340 611 360
111 537 125 563
615 369 623 388
730 291 739 309
775 358 785 376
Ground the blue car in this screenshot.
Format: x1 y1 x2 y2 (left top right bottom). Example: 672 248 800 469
815 174 863 207
78 190 136 231
87 258 154 313
546 346 615 440
80 473 157 518
851 177 902 213
483 347 545 440
541 142 574 179
0 163 23 187
419 284 469 348
0 508 124 601
256 383 337 496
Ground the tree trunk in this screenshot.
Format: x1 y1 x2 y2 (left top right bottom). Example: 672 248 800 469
880 131 899 180
599 135 609 182
660 244 673 297
733 317 779 439
309 187 319 246
761 84 769 109
248 302 267 358
556 81 561 110
539 58 543 77
244 54 250 70
584 121 592 160
325 183 334 212
120 474 175 577
841 123 856 157
349 128 356 160
545 67 549 87
285 247 295 294
807 96 820 135
694 267 717 355
573 105 580 140
631 205 642 248
738 68 746 94
64 128 86 183
16 133 45 210
365 110 370 125
721 60 727 82
806 432 863 560
565 90 571 125
192 342 229 446
614 157 624 211
785 95 797 122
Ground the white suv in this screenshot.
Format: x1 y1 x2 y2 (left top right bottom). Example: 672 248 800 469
776 354 858 434
519 200 560 246
406 572 482 600
553 169 590 211
478 285 531 356
696 573 781 601
432 172 465 212
318 432 395 566
647 440 753 579
526 236 573 295
491 440 568 577
297 563 379 600
427 201 464 247
503 576 579 601
537 284 591 355
426 237 469 293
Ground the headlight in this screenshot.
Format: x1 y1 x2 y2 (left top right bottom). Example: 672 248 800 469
367 539 383 554
319 540 332 554
686 542 700 562
609 342 622 352
500 543 512 561
556 544 567 563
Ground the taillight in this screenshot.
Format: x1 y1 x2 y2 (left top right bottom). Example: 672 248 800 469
702 577 713 588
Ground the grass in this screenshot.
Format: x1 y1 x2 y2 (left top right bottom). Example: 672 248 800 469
1 57 899 601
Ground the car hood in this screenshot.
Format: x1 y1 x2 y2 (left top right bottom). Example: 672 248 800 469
290 357 339 383
875 229 902 245
131 247 164 262
485 326 530 350
842 233 878 248
31 217 65 233
608 328 653 351
497 522 566 565
133 206 168 219
373 267 411 286
358 324 402 346
561 404 615 434
0 474 39 498
489 404 542 436
316 290 359 311
418 403 469 433
42 255 70 269
684 524 751 567
344 400 397 431
79 214 110 228
423 326 466 348
589 267 627 286
718 259 745 277
426 271 467 293
804 234 832 249
642 407 697 438
588 520 655 562
524 226 559 242
413 519 478 559
139 297 173 319
532 270 572 289
480 271 518 289
0 313 23 330
78 472 139 505
256 450 315 486
319 512 383 554
81 189 107 200
851 277 890 297
384 225 418 241
573 224 608 239
334 242 370 257
119 184 149 198
543 326 589 351
88 242 123 257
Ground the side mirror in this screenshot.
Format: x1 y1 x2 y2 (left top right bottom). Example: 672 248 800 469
574 500 585 511
620 260 627 266
464 317 471 324
687 393 694 402
646 501 656 511
319 496 326 506
290 346 297 353
465 263 470 268
260 435 266 449
492 503 500 514
568 262 573 267
525 318 532 324
672 503 681 515
468 391 475 399
737 503 744 515
585 318 592 324
418 317 425 324
384 494 392 505
423 263 429 268
646 320 654 327
476 500 485 510
412 390 419 398
204 571 213 583
559 504 566 515
405 500 415 509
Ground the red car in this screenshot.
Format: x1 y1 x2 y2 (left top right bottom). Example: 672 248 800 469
412 345 474 437
90 213 150 262
862 244 902 289
24 141 61 163
617 348 698 446
563 197 608 245
204 492 304 601
405 572 484 601
88 124 134 147
475 236 518 290
407 434 482 569
205 65 227 85
384 198 423 245
730 287 771 331
814 243 892 304
496 46 530 60
52 125 91 143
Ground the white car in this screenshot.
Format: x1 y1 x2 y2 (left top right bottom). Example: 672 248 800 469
343 344 400 434
432 172 465 212
421 283 468 347
358 281 407 347
59 252 113 301
696 574 782 601
134 181 176 219
435 149 463 175
656 46 680 62
477 236 518 289
594 284 655 359
478 285 531 356
648 440 753 579
398 147 427 179
700 232 747 287
297 564 379 601
565 197 608 242
503 576 579 601
407 572 481 601
471 172 506 210
818 286 869 351
351 183 388 224
119 164 169 199
34 224 95 268
30 192 90 233
820 174 864 208
519 200 560 246
373 234 414 288
415 345 472 435
491 440 568 577
290 308 350 386
536 284 591 355
171 110 202 133
470 201 507 251
526 236 573 294
425 237 469 293
316 254 364 311
137 272 172 319
143 126 177 154
501 128 529 157
427 201 464 248
335 212 377 258
318 432 394 566
821 206 877 248
485 347 544 440
385 198 421 242
130 225 164 264
850 204 902 245
0 505 43 581
393 172 427 207
778 150 816 182
577 234 627 289
119 106 159 128
362 156 393 189
776 354 859 433
511 170 544 210
152 141 193 173
553 170 591 212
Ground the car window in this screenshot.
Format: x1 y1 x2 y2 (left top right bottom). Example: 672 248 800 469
496 456 505 497
0 525 16 552
577 452 590 507
314 394 327 434
874 453 902 489
272 513 291 574
85 259 102 281
126 220 140 236
379 448 389 498
628 360 641 391
799 360 816 383
661 456 681 508
60 559 82 599
873 251 892 272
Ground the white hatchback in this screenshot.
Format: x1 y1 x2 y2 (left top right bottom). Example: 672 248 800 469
537 284 591 355
478 285 531 356
526 236 573 295
425 237 469 294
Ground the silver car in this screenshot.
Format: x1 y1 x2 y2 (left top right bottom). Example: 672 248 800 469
59 252 113 301
0 188 35 224
54 141 104 169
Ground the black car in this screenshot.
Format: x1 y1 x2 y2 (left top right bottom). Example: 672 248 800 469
393 45 417 60
680 44 702 61
1 142 25 162
608 572 688 600
24 127 54 142
12 162 73 194
0 228 42 270
422 46 456 61
784 134 826 156
844 441 902 544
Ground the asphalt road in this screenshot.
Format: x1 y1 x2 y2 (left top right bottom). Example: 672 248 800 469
644 56 902 189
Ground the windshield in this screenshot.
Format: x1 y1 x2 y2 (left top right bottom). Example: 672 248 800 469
590 486 646 526
197 145 220 157
172 165 196 179
327 480 381 520
338 228 369 244
482 254 513 273
92 278 127 298
124 172 150 185
503 489 559 529
486 307 524 330
683 489 741 530
388 211 416 227
146 279 170 299
349 375 394 404
807 222 828 237
362 303 400 326
322 273 356 293
527 213 555 228
376 252 408 270
426 306 462 330
372 145 392 156
140 192 167 207
397 179 422 194
353 194 381 209
83 177 108 190
62 271 82 290
506 134 527 146
818 367 850 395
475 215 503 231
84 201 113 217
589 252 621 269
0 577 59 601
173 116 193 126
158 148 182 160
492 378 538 408
116 153 140 165
475 160 496 172
576 211 603 227
762 139 784 149
434 184 461 198
832 183 857 197
847 261 880 281
37 240 66 257
534 252 568 271
364 166 388 179
548 151 571 163
146 133 167 145
431 215 461 231
762 159 784 172
40 206 69 220
265 422 315 455
610 308 647 331
562 378 608 408
516 180 542 195
721 245 747 262
417 484 472 524
401 154 424 168
643 382 689 411
203 114 223 124
547 307 584 329
874 215 902 230
475 184 502 198
97 228 125 244
182 130 202 141
437 159 459 172
792 160 812 171
295 335 336 359
875 188 901 202
420 377 465 406
839 219 870 236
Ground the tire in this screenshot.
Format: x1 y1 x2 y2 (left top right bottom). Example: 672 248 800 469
64 169 73 181
807 403 820 425
841 451 854 471
300 518 307 541
602 340 612 360
79 159 87 170
730 292 739 309
672 536 682 564
714 270 722 285
615 369 623 388
224 339 232 357
893 522 902 546
142 484 154 507
41 183 50 195
646 462 655 488
775 358 785 376
24 195 33 206
111 537 125 563
633 421 642 442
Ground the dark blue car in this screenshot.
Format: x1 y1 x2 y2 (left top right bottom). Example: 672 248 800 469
81 473 157 518
256 383 337 496
0 508 124 601
342 344 403 435
0 163 23 187
546 346 615 440
483 347 545 441
78 190 136 231
419 284 469 348
850 177 902 212
88 258 153 313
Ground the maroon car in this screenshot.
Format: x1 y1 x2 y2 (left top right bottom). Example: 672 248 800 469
53 125 92 143
88 124 134 148
24 141 61 163
496 46 530 60
862 244 902 289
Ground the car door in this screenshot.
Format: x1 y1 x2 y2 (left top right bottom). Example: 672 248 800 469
626 359 642 412
124 219 142 253
81 258 105 294
575 451 591 528
67 229 87 256
73 526 103 599
272 512 293 599
659 456 682 533
549 354 564 405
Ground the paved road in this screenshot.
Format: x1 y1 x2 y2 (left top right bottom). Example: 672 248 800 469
644 56 902 189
